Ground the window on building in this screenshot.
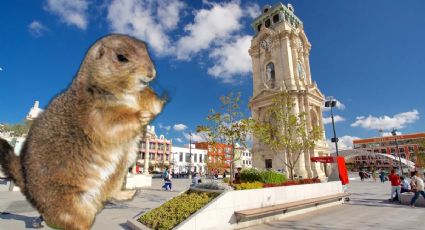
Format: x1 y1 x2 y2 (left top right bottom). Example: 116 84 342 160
194 154 198 163
142 152 145 159
185 153 191 163
166 154 169 161
265 159 272 169
297 61 305 79
199 154 203 163
399 148 405 153
179 153 183 162
149 153 154 160
273 14 279 23
266 62 275 88
265 19 270 28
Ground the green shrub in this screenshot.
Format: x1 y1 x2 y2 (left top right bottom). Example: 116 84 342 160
240 168 262 182
240 168 287 184
260 170 287 184
234 182 264 190
139 191 219 230
223 177 230 183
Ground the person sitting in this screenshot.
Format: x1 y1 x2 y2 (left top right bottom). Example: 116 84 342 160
234 167 242 184
400 176 411 193
191 173 202 187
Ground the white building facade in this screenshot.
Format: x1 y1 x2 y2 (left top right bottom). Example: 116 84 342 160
172 145 207 175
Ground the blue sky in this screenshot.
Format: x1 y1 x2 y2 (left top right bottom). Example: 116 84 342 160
0 0 424 150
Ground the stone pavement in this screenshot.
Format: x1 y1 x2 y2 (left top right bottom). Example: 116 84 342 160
2 177 425 230
243 177 425 230
0 178 191 230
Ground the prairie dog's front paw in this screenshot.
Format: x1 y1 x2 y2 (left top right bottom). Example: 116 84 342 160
139 111 154 125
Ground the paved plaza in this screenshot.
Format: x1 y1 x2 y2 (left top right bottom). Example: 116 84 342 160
243 177 425 230
0 178 191 230
1 177 425 229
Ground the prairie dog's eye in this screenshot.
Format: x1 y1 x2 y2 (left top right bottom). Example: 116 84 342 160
117 54 129 63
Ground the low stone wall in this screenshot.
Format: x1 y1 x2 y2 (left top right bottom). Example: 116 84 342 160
125 174 152 189
400 192 425 206
174 181 344 230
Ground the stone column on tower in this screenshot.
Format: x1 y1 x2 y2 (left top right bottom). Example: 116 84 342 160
143 138 150 175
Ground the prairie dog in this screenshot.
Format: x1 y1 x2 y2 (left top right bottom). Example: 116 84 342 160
0 34 164 230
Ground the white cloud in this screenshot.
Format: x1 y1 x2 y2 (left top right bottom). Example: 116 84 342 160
207 35 252 83
175 1 243 60
174 137 183 143
28 21 48 37
351 109 419 130
107 0 185 56
173 124 188 131
44 0 89 30
323 99 345 111
323 115 346 125
245 3 261 18
0 67 3 71
183 132 206 142
327 135 360 152
158 123 171 131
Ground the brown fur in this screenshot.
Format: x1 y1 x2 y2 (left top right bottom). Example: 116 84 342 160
0 34 164 230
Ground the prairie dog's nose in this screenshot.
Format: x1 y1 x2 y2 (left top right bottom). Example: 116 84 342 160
148 67 156 79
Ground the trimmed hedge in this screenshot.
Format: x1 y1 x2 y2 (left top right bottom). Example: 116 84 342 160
234 182 264 190
139 191 219 230
240 168 287 184
263 178 321 188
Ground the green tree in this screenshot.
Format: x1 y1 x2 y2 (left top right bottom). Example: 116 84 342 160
0 121 31 137
197 92 254 184
252 91 322 180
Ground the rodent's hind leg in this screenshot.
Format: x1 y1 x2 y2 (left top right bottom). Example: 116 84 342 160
41 197 97 230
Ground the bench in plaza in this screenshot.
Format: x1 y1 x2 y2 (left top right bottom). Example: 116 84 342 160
399 192 425 206
235 192 350 222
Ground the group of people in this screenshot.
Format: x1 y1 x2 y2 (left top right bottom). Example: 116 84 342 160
161 168 205 190
388 169 425 207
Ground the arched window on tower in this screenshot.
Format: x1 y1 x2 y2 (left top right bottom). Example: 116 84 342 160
266 62 275 89
297 61 305 79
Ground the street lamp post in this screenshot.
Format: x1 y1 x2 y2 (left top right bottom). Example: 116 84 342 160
392 129 405 176
189 132 193 179
325 97 339 156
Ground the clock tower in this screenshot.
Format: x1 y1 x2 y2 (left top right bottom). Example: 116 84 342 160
249 3 328 178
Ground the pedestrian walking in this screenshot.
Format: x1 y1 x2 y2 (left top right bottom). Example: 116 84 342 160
379 170 386 183
359 171 365 181
162 168 172 191
372 169 377 182
410 171 425 207
388 169 401 202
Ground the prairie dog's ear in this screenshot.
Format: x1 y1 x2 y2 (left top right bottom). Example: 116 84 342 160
90 42 106 60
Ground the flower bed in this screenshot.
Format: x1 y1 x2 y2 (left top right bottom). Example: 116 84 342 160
263 178 321 188
138 190 219 230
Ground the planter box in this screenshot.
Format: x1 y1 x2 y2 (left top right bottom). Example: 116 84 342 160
125 174 152 189
128 181 344 230
174 181 344 230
